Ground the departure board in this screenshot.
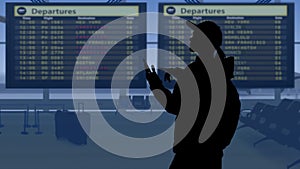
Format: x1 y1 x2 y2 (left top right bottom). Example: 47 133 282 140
6 3 146 88
158 3 294 88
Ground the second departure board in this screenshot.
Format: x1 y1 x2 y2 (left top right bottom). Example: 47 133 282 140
6 3 146 88
158 3 294 88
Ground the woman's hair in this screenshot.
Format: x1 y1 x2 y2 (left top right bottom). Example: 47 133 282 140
198 21 223 49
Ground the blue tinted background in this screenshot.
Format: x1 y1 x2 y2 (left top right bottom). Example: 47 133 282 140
0 0 300 77
0 1 300 169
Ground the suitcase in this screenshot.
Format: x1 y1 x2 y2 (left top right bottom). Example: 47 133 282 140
55 110 90 145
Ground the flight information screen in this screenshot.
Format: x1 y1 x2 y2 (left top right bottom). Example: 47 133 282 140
158 3 294 88
6 3 146 88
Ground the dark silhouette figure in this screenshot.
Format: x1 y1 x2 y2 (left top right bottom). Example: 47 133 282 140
145 21 241 169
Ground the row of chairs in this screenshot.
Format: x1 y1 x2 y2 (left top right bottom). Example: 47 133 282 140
239 99 300 169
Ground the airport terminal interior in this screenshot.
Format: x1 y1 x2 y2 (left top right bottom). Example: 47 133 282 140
0 0 300 168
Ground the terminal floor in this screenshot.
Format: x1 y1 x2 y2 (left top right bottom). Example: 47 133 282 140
0 113 299 169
